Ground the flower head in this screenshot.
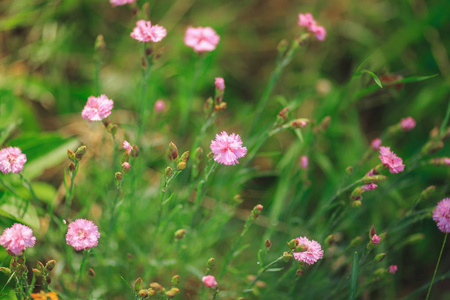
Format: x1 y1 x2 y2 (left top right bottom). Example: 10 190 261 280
293 236 324 265
362 183 377 191
123 140 133 155
66 219 100 251
371 234 381 245
202 275 217 288
378 146 405 174
31 291 59 300
298 13 326 41
433 198 450 233
0 223 36 256
210 131 247 165
300 156 309 170
131 20 167 43
110 0 135 6
388 265 398 274
371 138 382 150
215 77 225 91
184 26 220 53
0 147 27 174
401 117 416 131
81 95 113 122
154 100 165 113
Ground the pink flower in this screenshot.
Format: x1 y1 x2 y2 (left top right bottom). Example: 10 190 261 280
0 223 36 256
401 117 416 131
215 77 225 91
298 13 326 41
131 20 167 43
293 236 324 265
362 183 377 191
184 26 220 53
202 275 217 288
371 138 382 150
444 158 450 166
210 132 247 166
123 140 133 155
0 147 27 174
300 156 309 169
389 265 398 274
371 234 381 245
154 100 165 113
110 0 135 6
66 219 100 251
433 198 450 233
81 95 114 122
378 146 405 174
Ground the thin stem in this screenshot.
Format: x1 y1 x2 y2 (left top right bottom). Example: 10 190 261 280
76 250 89 299
439 100 450 136
137 47 153 144
108 182 123 235
65 163 79 218
156 170 180 228
244 256 284 292
191 161 218 227
19 173 39 205
426 233 448 300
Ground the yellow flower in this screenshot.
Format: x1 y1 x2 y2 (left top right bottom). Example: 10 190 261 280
30 291 58 300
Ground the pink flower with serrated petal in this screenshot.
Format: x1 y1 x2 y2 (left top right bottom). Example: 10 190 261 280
401 116 416 131
82 95 113 122
0 147 27 174
371 234 381 245
0 223 36 256
184 26 220 53
123 140 133 155
293 236 324 265
210 132 247 166
131 20 167 43
433 198 450 233
110 0 135 7
389 265 398 274
202 275 217 288
298 13 326 41
371 138 382 150
378 146 405 174
66 219 100 251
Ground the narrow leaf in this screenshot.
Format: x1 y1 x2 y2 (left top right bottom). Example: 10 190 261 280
349 252 359 300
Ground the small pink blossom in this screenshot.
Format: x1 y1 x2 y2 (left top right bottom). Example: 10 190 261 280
110 0 135 7
300 156 309 170
123 140 133 155
202 275 217 288
444 158 450 166
0 223 36 256
154 100 165 113
362 183 377 191
66 219 100 251
293 236 324 265
210 131 247 166
401 117 416 131
131 20 167 43
389 265 398 274
433 198 450 233
371 138 382 150
81 95 113 122
215 77 225 91
122 162 131 173
184 26 220 53
378 146 405 174
298 13 326 41
371 234 381 245
0 147 27 174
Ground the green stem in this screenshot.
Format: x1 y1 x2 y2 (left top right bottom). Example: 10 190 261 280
137 47 153 144
244 256 284 292
75 250 89 299
65 163 79 218
439 100 450 136
156 170 180 228
426 233 448 300
19 173 39 205
191 161 218 227
108 182 123 235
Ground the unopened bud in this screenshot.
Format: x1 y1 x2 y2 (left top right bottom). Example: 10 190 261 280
145 47 153 56
0 267 11 275
165 167 173 178
94 34 105 52
362 175 387 184
351 187 362 200
37 260 45 271
207 258 216 270
138 289 149 298
207 151 214 159
180 151 190 163
352 200 362 208
166 290 176 298
174 229 186 240
115 172 123 181
421 139 444 155
45 260 56 271
168 142 179 161
177 162 186 171
75 145 87 160
282 251 293 262
265 239 271 249
346 166 353 175
194 147 203 161
67 149 75 161
295 244 308 252
291 119 309 128
131 144 139 157
278 107 289 121
325 234 335 247
296 269 304 276
374 268 386 277
319 116 331 132
149 282 163 292
122 162 131 174
204 97 214 112
135 277 143 292
277 39 288 54
109 124 118 135
370 225 376 238
251 204 263 219
288 239 299 250
17 257 24 264
88 268 96 277
350 236 362 248
171 275 180 285
374 253 386 263
141 56 147 68
233 194 243 204
32 268 42 277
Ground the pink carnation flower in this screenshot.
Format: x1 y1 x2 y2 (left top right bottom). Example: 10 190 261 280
131 20 167 43
433 198 450 233
0 147 27 174
123 140 133 155
300 156 309 170
210 131 247 166
362 183 377 191
154 100 165 113
110 0 135 6
215 77 225 91
66 219 100 251
371 138 382 150
81 95 114 122
202 275 217 288
184 26 220 53
378 146 405 174
0 223 36 256
371 234 381 245
293 236 324 265
401 116 416 131
389 265 398 274
298 13 326 41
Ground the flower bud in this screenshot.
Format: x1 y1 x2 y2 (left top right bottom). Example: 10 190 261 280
32 268 42 277
135 277 143 292
351 188 362 201
299 156 308 170
138 289 149 298
67 149 76 161
131 144 139 157
122 162 131 174
0 267 11 275
350 236 362 248
421 139 444 155
374 268 386 277
177 162 186 171
406 233 425 244
75 145 87 160
141 56 147 68
296 269 303 276
207 258 216 270
374 253 386 263
215 77 225 91
291 119 309 128
45 260 56 271
251 204 263 219
46 277 51 285
370 225 376 239
346 166 353 175
171 275 180 285
166 290 176 298
17 257 24 264
165 167 173 178
282 252 293 262
318 116 331 132
115 172 123 181
352 200 362 208
294 244 307 252
180 151 190 163
288 239 299 250
388 265 398 274
150 282 163 292
174 229 186 240
88 268 96 277
168 142 178 161
277 107 289 122
194 147 203 162
154 100 165 113
233 194 243 204
362 175 387 184
265 239 271 249
277 39 288 54
325 234 335 247
69 162 76 172
37 260 45 271
95 34 105 52
204 97 214 112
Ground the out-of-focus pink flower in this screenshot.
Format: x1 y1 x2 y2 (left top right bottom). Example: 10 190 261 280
371 234 381 245
379 146 405 174
371 138 382 150
443 158 450 166
300 156 309 170
82 95 113 122
131 20 167 43
298 13 326 41
215 77 225 91
0 147 27 174
184 26 220 53
154 100 165 113
293 236 324 265
401 117 416 131
202 275 217 288
389 265 398 274
66 219 100 251
110 0 135 7
123 140 133 155
433 198 450 233
362 183 377 191
0 223 36 256
210 132 247 166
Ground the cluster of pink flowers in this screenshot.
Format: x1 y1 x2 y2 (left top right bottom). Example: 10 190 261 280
293 236 324 265
202 275 217 288
401 117 416 131
66 219 101 251
109 0 135 7
298 13 326 41
131 20 167 43
0 146 27 174
82 95 114 122
379 146 405 174
210 131 247 165
184 26 220 53
0 223 36 256
433 198 450 233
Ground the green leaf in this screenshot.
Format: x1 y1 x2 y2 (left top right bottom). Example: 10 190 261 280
0 192 40 229
349 252 359 300
266 267 284 272
361 70 383 88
